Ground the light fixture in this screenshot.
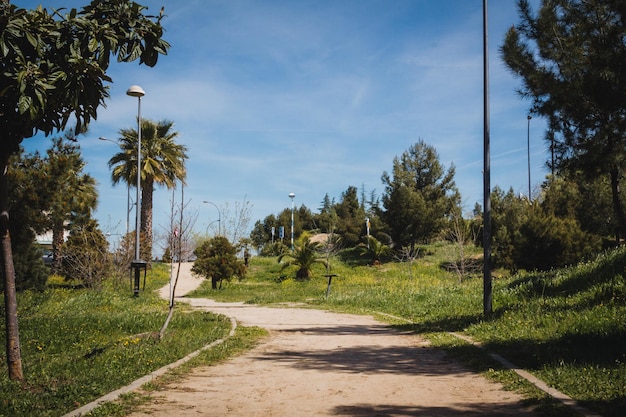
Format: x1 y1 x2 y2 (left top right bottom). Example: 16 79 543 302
127 85 145 296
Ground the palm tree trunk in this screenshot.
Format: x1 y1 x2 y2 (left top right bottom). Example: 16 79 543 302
141 177 154 260
0 152 23 381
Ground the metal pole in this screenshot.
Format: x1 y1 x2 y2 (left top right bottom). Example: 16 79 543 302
289 193 295 249
527 115 532 200
135 95 142 262
203 201 221 236
483 0 492 316
127 85 145 296
126 184 130 237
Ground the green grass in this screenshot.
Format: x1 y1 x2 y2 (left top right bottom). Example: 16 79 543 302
83 326 267 417
190 244 626 417
2 243 624 417
0 263 262 417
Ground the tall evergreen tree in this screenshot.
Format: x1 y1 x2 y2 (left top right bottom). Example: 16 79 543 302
8 150 49 290
334 186 365 247
381 140 460 249
43 135 98 271
317 193 336 233
501 0 626 240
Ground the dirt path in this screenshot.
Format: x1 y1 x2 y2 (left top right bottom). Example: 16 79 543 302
128 263 536 417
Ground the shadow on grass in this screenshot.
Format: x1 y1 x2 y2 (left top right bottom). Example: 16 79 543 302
507 247 626 301
331 401 534 416
337 247 371 267
402 320 625 417
395 310 504 334
482 329 626 370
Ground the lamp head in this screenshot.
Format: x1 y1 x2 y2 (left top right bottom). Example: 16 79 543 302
289 192 295 199
126 85 145 97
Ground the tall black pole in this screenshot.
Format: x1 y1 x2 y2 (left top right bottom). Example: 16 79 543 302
527 115 532 199
127 85 146 296
483 0 493 316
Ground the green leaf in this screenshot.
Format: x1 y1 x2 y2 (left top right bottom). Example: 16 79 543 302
128 41 141 62
18 95 32 115
0 39 8 57
88 37 99 53
25 31 37 48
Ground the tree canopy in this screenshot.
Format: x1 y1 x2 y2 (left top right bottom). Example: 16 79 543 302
108 119 188 259
0 0 169 381
381 140 460 249
501 0 626 239
0 0 169 149
192 236 245 290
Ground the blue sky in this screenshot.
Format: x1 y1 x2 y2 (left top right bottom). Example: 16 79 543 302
18 0 547 250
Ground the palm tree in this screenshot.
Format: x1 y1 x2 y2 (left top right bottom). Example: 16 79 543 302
108 119 188 260
278 234 328 280
359 235 391 265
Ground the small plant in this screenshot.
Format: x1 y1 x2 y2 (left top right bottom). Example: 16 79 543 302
358 235 391 265
394 245 421 279
278 234 328 280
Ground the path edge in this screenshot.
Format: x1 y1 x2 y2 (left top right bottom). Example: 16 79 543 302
61 315 237 417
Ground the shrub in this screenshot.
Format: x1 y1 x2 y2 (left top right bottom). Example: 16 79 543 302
60 221 111 288
514 210 602 271
13 238 49 291
192 236 246 289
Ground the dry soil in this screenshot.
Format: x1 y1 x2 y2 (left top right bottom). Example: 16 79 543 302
127 263 536 417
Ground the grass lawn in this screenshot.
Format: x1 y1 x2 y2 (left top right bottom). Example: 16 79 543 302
1 243 624 417
0 263 264 417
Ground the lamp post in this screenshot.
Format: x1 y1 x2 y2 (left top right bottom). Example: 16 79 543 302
205 220 220 235
289 192 295 249
203 200 221 236
527 114 532 200
483 0 492 316
99 136 132 236
127 85 145 296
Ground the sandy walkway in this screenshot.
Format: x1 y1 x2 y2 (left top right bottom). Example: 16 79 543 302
128 263 536 417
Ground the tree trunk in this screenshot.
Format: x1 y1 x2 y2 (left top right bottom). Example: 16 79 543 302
51 219 65 272
609 166 626 243
141 177 153 260
1 153 23 381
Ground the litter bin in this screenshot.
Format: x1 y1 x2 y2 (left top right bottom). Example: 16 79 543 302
130 260 148 296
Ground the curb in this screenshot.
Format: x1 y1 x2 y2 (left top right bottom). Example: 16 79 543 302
448 332 602 417
374 311 601 417
61 315 237 417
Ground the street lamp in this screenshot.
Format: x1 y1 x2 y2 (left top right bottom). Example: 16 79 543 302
127 85 145 296
527 114 532 200
289 192 295 249
99 136 133 237
203 201 221 236
483 0 492 316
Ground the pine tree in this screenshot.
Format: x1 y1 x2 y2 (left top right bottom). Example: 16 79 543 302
381 140 460 249
501 0 626 240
